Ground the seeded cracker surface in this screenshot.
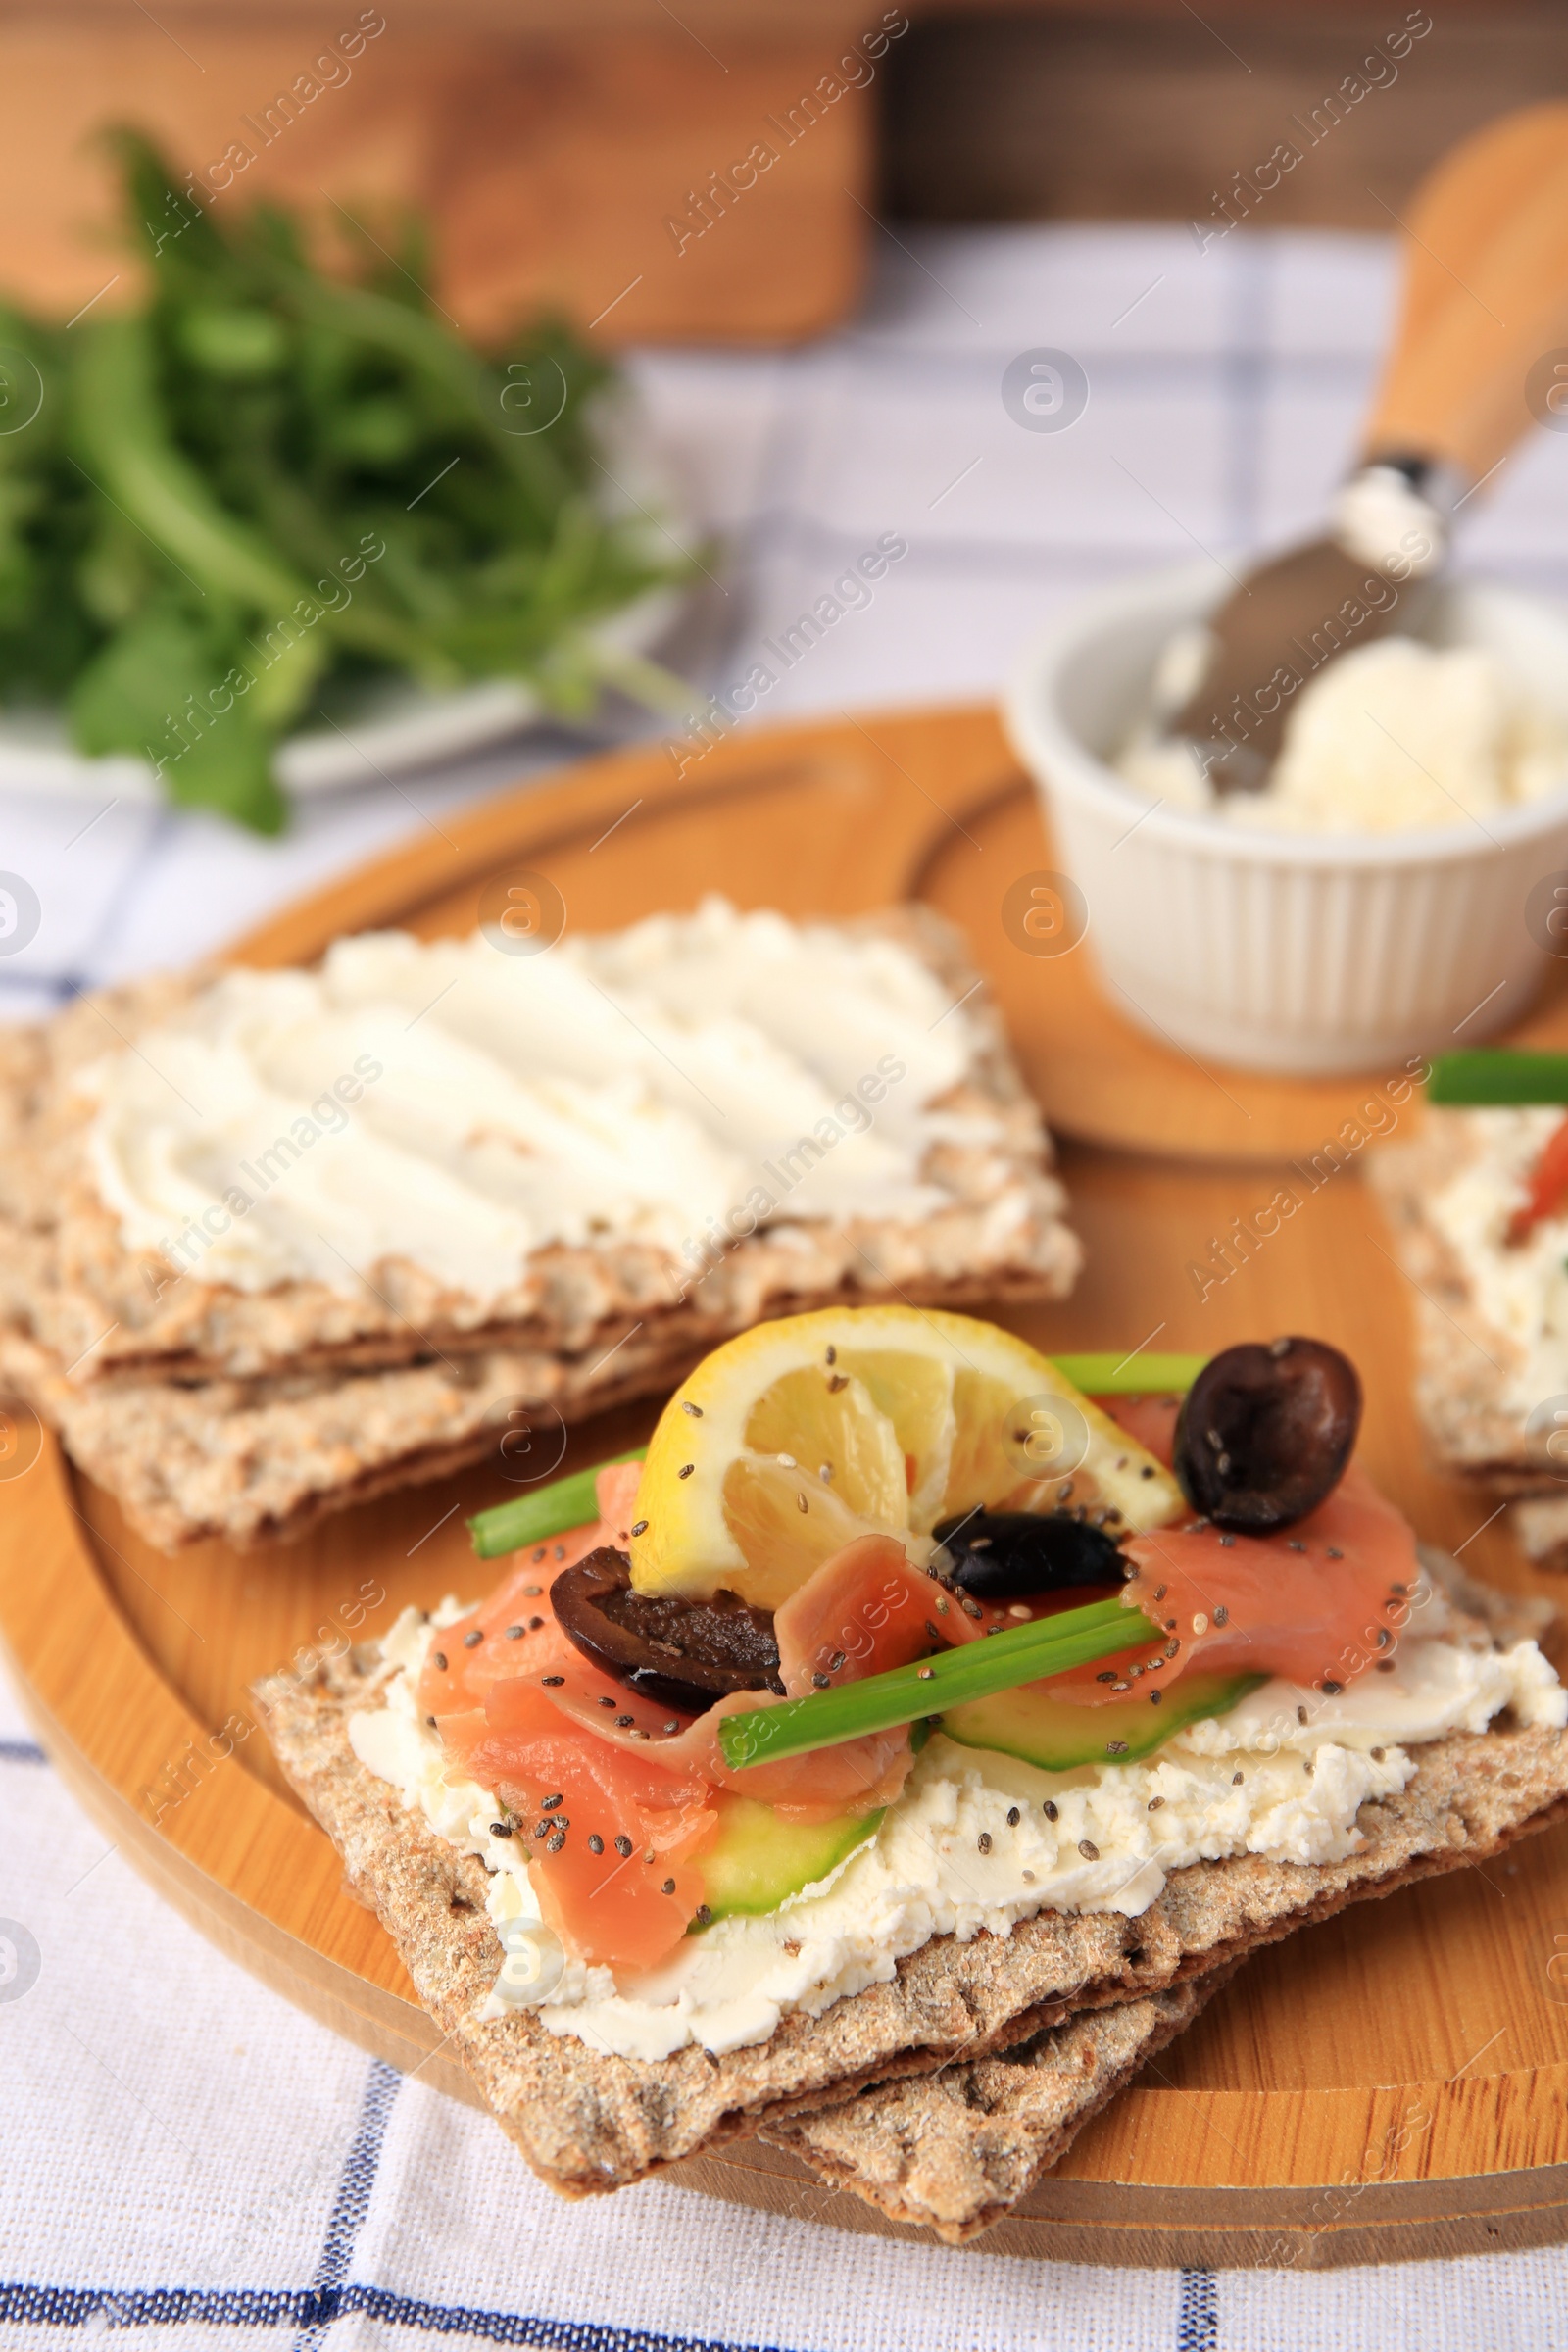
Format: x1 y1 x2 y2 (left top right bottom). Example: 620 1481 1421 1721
255 1556 1568 2231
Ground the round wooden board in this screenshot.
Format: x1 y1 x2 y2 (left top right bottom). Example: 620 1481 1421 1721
7 700 1568 2271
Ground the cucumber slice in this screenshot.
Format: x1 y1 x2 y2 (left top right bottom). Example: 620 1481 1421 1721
692 1794 884 1929
940 1671 1267 1772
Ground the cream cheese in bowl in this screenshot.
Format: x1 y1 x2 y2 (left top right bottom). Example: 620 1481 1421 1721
1004 565 1568 1075
1118 635 1568 835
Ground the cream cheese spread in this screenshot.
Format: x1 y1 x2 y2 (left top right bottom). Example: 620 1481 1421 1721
1425 1105 1568 1414
1118 637 1568 834
350 1602 1564 2064
79 898 987 1303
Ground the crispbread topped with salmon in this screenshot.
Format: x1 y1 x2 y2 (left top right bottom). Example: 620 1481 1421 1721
257 1309 1568 2232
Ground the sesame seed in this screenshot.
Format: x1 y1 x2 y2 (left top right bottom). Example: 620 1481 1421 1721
490 1821 513 1838
936 1598 951 1615
588 1834 604 1854
533 1547 547 1562
1111 1682 1129 1694
1057 1482 1074 1501
433 1651 448 1671
631 1519 649 1537
662 1877 676 1894
797 1493 809 1514
1022 1870 1036 1884
1008 1603 1032 1620
1044 1800 1059 1822
1219 1534 1236 1549
1326 1546 1343 1559
1192 1612 1208 1635
663 1720 679 1734
644 1848 655 1863
1078 1838 1100 1860
542 1675 564 1687
917 1666 934 1681
776 1452 796 1468
820 1463 834 1482
925 1621 941 1641
1148 1795 1164 1811
614 1835 633 1857
504 1626 524 1641
1269 1337 1291 1357
678 1463 695 1480
825 1344 837 1364
682 1399 704 1416
599 1695 616 1709
960 1597 983 1619
1006 1806 1020 1826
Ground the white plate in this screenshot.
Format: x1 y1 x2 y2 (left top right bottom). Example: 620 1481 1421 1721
0 583 686 806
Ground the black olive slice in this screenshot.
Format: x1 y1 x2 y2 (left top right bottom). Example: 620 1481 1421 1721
1173 1337 1361 1532
551 1546 783 1716
932 1510 1126 1599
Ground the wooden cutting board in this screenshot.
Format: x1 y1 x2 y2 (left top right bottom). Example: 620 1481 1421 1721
7 703 1568 2269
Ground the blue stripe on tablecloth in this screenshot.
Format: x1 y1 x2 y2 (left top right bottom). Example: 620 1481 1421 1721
0 2281 795 2346
1177 2268 1218 2351
292 2059 402 2351
0 1740 47 1764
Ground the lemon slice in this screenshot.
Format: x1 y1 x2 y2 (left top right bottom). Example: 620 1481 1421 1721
628 1305 1185 1609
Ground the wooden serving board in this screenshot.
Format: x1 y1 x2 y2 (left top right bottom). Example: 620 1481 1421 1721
8 703 1568 2269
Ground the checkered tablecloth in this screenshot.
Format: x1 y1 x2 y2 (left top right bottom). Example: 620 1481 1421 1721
5 220 1568 2349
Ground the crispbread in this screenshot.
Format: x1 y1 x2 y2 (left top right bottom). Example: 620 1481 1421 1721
0 1264 1058 1554
0 907 1077 1392
759 1974 1232 2242
255 1631 1568 2218
1367 1123 1560 1488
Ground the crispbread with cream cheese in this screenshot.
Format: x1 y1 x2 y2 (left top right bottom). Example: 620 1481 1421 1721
0 906 1076 1394
255 1616 1568 2220
1368 1121 1568 1488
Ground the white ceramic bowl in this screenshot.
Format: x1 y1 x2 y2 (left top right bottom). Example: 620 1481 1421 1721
1004 560 1568 1075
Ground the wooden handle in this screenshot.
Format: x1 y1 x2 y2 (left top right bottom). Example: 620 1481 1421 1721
1364 104 1568 483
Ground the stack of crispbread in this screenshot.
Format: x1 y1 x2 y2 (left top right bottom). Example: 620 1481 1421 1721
0 906 1080 1551
256 1554 1568 2243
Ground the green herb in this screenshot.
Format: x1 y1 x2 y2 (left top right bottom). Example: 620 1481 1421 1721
467 1451 647 1559
0 132 694 832
1051 1351 1205 1396
1427 1053 1568 1106
717 1599 1161 1769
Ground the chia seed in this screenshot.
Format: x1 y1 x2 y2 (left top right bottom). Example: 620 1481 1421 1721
463 1630 483 1648
631 1520 649 1537
614 1835 633 1857
432 1652 447 1671
504 1626 524 1641
1078 1838 1100 1860
588 1834 604 1854
1006 1806 1020 1826
977 1832 993 1854
1044 1800 1058 1822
